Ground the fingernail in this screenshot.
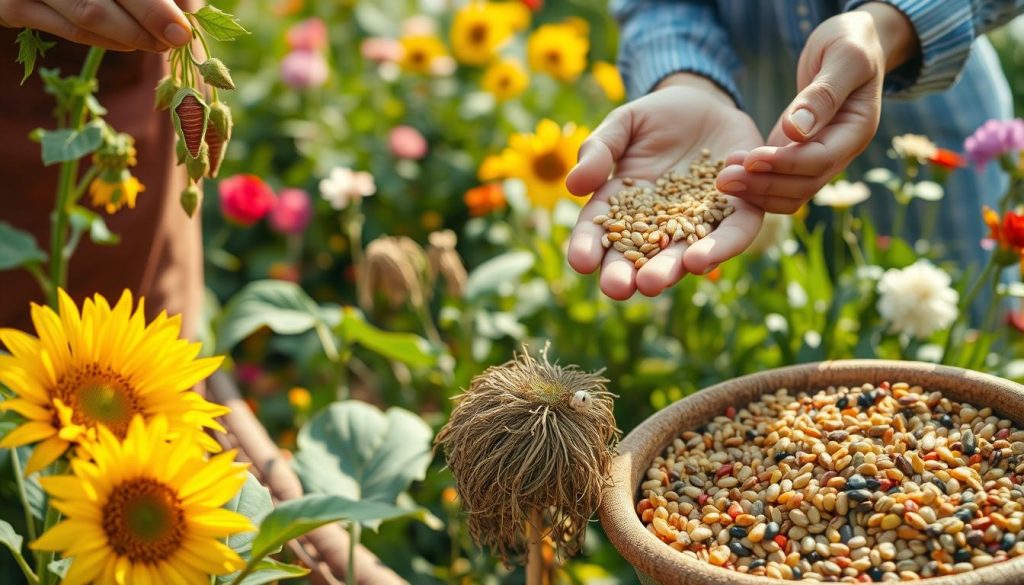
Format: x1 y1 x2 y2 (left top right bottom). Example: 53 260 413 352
703 263 720 274
748 161 773 173
164 23 191 47
721 181 747 193
790 108 816 135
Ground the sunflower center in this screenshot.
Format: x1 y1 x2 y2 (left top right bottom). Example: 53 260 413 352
532 151 568 182
545 50 561 65
410 49 427 66
102 478 186 563
468 23 489 45
58 364 142 438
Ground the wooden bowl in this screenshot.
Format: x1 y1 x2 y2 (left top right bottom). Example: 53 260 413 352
599 360 1024 585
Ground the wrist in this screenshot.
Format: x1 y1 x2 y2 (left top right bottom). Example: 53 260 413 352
857 2 920 72
655 72 737 107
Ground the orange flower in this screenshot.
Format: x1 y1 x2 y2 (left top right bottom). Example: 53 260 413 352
984 206 1024 272
464 183 506 216
929 148 966 169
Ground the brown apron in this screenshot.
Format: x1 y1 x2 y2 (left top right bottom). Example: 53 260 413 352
0 30 203 338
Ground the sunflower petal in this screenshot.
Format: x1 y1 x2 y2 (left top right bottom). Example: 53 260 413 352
25 435 70 475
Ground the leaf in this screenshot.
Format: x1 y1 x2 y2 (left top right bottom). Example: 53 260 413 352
16 29 55 84
339 310 439 368
0 519 23 556
465 251 534 300
216 558 309 585
224 472 273 559
48 557 70 578
250 494 409 559
192 6 250 42
216 280 330 352
0 221 47 271
39 121 104 166
293 401 433 529
69 207 119 246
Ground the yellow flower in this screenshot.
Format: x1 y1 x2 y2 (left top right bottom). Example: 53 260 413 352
450 2 527 66
399 35 448 74
479 119 588 209
288 386 312 412
593 61 625 102
0 290 227 474
527 19 589 82
481 59 529 101
89 175 144 214
31 416 252 585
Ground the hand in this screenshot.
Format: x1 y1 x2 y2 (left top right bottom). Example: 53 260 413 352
565 74 765 300
0 0 194 52
717 2 918 213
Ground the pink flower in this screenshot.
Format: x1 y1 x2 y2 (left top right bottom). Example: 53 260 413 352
235 363 264 385
281 50 329 89
964 118 1024 167
286 17 328 52
360 37 403 63
389 125 428 160
219 174 277 226
269 188 313 234
319 167 376 210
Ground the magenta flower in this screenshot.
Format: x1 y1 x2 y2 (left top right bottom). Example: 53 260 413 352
360 37 403 63
964 118 1024 167
281 50 329 89
389 125 428 160
286 17 328 52
219 174 277 226
269 188 313 235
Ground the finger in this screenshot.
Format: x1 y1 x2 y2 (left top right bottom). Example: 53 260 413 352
44 0 164 51
724 150 748 166
599 249 637 301
781 47 875 142
742 142 833 177
114 0 192 48
566 106 632 196
718 164 825 201
635 241 689 297
13 1 134 50
683 197 765 273
568 196 612 275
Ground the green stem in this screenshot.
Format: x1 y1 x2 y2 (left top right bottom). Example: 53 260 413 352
940 260 998 364
966 272 1007 369
9 544 39 585
348 523 360 585
71 166 100 204
10 449 37 547
36 500 61 585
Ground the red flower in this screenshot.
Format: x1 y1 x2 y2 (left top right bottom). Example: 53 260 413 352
984 206 1024 273
269 188 313 235
464 183 506 216
929 148 966 169
219 174 277 226
521 0 543 10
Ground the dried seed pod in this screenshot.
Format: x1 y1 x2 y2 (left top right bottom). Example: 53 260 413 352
205 102 233 178
171 88 209 159
198 58 236 90
154 75 181 111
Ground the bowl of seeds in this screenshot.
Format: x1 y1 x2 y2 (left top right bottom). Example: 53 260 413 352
599 360 1024 584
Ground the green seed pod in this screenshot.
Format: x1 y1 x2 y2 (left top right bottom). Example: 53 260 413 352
199 58 236 90
186 143 210 183
175 138 187 166
171 88 209 159
206 102 233 178
154 75 181 111
180 183 202 218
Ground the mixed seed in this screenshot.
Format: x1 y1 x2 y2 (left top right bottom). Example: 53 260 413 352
638 382 1024 581
592 150 734 269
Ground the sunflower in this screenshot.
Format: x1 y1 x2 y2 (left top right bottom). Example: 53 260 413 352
527 19 589 82
0 290 227 474
31 416 252 585
398 34 448 74
481 59 528 101
593 61 625 102
450 2 528 66
89 174 145 214
479 119 588 209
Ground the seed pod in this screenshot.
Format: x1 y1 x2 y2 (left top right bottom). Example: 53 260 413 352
198 58 236 90
180 183 202 218
175 138 187 165
171 88 209 159
154 75 181 111
205 102 233 178
186 143 210 182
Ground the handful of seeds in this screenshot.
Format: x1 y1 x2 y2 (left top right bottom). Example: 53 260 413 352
592 150 734 269
639 382 1024 581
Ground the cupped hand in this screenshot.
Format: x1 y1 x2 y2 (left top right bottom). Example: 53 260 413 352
717 4 917 213
0 0 193 52
565 74 765 300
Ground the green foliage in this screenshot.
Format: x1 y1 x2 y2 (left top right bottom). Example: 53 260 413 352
0 520 23 558
192 6 251 41
15 29 55 84
37 121 105 166
339 312 440 368
216 280 339 352
0 222 47 271
224 473 274 560
218 558 309 585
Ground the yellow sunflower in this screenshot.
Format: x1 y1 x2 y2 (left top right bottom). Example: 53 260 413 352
398 34 449 74
89 174 145 214
31 416 252 585
479 119 588 209
450 2 528 66
0 290 227 474
527 19 589 82
593 61 625 102
481 59 529 101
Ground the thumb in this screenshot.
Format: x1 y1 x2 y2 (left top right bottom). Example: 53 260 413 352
565 107 632 196
781 48 874 142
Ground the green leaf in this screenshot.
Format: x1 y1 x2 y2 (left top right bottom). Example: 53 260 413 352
69 206 119 246
339 310 438 368
216 556 309 585
224 472 273 559
16 29 55 84
39 121 104 166
0 519 23 556
191 6 250 41
216 280 331 352
0 221 47 271
465 251 534 300
48 557 70 578
250 495 409 559
293 401 433 528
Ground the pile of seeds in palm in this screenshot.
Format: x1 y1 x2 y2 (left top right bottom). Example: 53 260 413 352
638 382 1024 581
592 150 734 269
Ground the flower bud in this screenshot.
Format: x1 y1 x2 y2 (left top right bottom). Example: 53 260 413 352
175 138 187 165
206 102 233 178
199 58 236 90
171 88 209 159
180 183 202 218
154 75 181 111
186 143 210 183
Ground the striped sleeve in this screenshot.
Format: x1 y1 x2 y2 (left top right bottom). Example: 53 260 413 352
611 0 743 106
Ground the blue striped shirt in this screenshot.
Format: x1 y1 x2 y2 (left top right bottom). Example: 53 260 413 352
611 0 1022 272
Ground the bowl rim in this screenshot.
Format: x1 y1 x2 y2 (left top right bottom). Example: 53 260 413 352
598 359 1024 585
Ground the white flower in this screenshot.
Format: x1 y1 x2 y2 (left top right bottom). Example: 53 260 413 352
813 180 870 208
913 180 944 202
876 260 959 339
892 134 938 161
319 167 376 210
746 213 792 256
864 167 896 184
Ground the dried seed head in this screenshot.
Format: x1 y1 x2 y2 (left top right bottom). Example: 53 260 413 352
360 235 431 310
427 229 467 299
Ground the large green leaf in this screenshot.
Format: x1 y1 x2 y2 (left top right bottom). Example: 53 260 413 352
216 558 309 585
224 472 273 559
39 121 104 166
250 495 409 559
293 401 433 508
217 280 334 352
340 310 439 368
68 206 119 246
192 6 250 41
465 251 535 300
0 222 47 271
0 520 23 556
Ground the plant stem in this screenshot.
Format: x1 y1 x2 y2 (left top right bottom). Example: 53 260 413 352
348 523 360 585
36 499 61 585
10 449 37 547
967 271 1007 369
9 544 39 585
940 260 998 364
525 509 544 585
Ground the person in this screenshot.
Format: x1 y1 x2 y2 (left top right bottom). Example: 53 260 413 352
0 0 205 336
566 1 1018 300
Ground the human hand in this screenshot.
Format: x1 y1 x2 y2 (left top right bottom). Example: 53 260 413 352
565 74 765 300
0 0 194 52
717 2 918 213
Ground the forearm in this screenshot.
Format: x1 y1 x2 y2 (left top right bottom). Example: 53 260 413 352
856 2 920 73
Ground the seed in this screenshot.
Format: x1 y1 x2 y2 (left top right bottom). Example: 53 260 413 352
624 250 643 261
